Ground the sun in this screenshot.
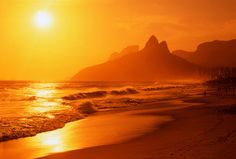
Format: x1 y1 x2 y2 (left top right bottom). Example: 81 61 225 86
35 11 52 28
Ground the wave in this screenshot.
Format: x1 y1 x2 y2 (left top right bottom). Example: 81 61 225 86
0 109 84 142
76 101 98 115
143 85 184 91
0 101 99 142
62 91 108 100
62 88 139 101
23 96 38 101
110 88 139 95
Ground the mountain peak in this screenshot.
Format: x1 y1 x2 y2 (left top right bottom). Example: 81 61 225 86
149 35 158 42
72 35 198 81
158 41 170 54
144 35 159 50
143 36 170 55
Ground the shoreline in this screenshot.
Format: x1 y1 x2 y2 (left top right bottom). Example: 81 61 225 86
0 105 175 159
0 94 194 143
0 86 188 142
39 96 236 159
1 95 236 159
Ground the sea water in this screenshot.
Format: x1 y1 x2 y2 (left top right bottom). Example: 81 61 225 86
0 81 204 141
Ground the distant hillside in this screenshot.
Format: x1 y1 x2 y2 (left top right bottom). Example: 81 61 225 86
172 50 194 59
109 45 139 61
72 36 199 81
173 39 236 68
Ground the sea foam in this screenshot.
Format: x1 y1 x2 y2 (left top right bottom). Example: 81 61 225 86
62 88 139 101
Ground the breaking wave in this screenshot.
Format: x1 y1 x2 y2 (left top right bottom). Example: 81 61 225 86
0 101 100 142
62 91 108 100
77 101 98 115
110 88 139 95
62 88 139 101
0 109 84 142
143 85 184 91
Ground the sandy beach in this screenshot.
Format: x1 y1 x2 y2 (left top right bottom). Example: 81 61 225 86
1 94 236 159
0 102 174 159
39 96 236 159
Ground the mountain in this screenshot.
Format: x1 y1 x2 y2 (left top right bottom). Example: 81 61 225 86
172 50 194 59
173 39 236 68
109 45 139 61
72 35 199 81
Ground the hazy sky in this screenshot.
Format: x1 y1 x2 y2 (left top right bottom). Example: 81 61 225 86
0 0 235 80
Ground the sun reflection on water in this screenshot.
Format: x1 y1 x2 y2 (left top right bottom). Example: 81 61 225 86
41 101 58 107
36 89 55 98
27 83 69 114
45 114 55 119
41 131 65 153
33 107 51 113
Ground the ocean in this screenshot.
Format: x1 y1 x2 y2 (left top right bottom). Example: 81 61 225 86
0 81 205 141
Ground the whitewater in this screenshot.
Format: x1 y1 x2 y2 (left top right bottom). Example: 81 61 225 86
0 81 204 141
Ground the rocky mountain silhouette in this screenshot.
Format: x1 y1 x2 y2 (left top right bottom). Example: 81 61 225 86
109 45 139 61
72 36 199 81
173 39 236 67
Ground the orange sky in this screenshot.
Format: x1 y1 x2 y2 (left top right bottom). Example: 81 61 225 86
0 0 235 81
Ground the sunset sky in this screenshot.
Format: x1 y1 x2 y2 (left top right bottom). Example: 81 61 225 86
0 0 235 81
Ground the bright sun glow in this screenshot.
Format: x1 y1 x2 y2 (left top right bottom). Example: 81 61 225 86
41 132 65 152
35 11 52 28
36 89 54 98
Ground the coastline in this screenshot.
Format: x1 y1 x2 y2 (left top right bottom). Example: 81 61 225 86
0 104 175 159
1 94 236 159
0 82 194 142
40 96 236 159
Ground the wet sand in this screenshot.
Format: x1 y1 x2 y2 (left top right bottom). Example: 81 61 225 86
0 106 173 159
1 95 236 159
39 96 236 159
